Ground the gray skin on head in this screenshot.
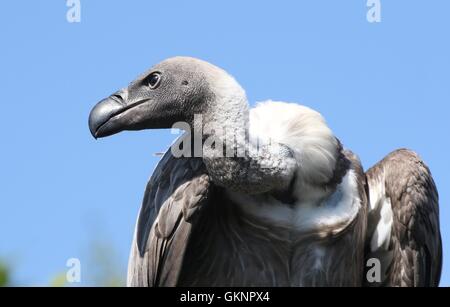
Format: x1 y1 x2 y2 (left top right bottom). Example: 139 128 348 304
89 57 297 195
89 57 217 138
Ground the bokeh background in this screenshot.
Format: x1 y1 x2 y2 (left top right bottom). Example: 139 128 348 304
0 1 449 286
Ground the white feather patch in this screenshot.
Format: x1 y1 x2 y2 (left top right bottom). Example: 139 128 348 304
228 170 361 233
368 174 394 252
225 101 361 233
249 101 339 200
370 197 393 252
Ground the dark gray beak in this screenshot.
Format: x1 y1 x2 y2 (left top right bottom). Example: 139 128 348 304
88 94 125 138
89 89 155 139
89 85 183 138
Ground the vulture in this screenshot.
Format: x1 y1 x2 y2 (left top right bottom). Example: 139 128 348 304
88 57 442 287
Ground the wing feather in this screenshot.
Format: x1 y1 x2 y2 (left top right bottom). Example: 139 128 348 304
365 149 442 287
127 149 211 287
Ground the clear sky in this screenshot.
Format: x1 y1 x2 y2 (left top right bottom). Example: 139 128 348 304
0 1 449 286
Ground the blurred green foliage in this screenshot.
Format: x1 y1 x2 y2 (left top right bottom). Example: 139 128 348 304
0 261 11 287
46 242 126 287
49 273 69 287
0 238 126 287
87 240 126 287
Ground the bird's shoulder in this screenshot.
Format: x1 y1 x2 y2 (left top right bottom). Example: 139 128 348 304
136 150 210 256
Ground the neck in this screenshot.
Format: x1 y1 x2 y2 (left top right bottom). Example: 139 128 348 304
199 75 297 194
198 73 250 159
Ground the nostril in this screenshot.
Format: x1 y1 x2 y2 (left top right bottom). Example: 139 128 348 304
111 88 129 104
111 94 123 103
111 94 129 107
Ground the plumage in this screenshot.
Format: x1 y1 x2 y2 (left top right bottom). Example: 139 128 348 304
88 57 442 287
127 153 210 286
364 149 442 286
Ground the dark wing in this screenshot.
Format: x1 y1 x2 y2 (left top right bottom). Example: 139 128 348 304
127 149 211 287
364 149 442 287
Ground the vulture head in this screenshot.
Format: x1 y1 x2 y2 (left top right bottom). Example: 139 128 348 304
89 57 245 138
89 56 340 197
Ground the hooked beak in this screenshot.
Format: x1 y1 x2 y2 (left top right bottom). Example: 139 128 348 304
88 89 150 139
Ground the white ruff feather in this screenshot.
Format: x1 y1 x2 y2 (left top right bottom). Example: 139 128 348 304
200 67 360 233
223 101 361 232
228 169 361 233
249 101 339 201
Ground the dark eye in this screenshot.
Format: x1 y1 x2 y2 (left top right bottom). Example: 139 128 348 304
147 72 161 89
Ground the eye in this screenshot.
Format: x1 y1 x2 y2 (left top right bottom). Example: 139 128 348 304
146 72 161 89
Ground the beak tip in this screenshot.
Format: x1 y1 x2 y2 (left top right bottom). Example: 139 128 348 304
88 120 98 139
88 96 124 139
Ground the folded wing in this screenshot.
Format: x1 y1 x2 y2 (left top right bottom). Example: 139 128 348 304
365 149 442 287
127 149 211 287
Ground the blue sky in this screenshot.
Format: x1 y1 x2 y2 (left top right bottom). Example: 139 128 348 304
0 1 449 286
